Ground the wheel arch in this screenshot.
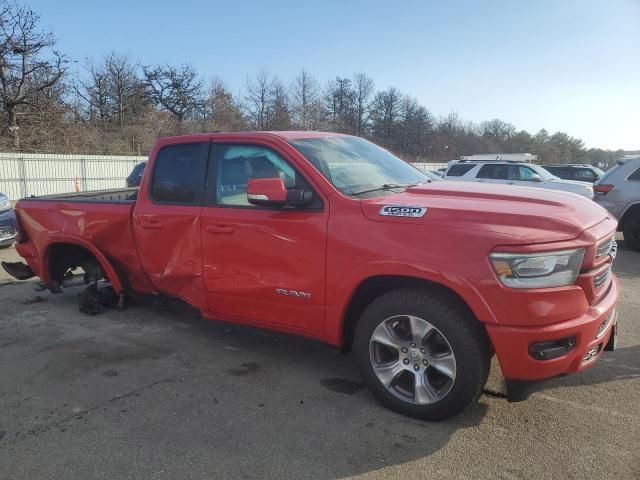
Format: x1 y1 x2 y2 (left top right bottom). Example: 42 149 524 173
619 202 640 229
336 271 495 351
41 236 124 293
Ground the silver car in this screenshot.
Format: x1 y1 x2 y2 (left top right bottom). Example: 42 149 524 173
444 160 594 199
595 156 640 251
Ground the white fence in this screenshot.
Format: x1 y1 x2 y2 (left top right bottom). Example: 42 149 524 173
0 153 447 201
0 153 147 200
413 162 448 172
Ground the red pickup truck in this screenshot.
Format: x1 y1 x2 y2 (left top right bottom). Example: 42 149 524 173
3 132 619 420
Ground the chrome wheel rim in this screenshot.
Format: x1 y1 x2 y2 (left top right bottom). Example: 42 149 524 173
369 315 456 405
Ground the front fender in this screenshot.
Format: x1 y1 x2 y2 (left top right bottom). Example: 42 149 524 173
324 259 498 346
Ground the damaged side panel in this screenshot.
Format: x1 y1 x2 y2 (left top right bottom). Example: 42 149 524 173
14 200 155 295
132 205 207 311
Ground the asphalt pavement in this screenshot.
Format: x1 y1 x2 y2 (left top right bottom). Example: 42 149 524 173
0 238 638 479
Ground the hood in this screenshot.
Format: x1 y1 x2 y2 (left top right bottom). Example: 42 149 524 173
360 181 610 244
548 178 592 187
547 178 594 193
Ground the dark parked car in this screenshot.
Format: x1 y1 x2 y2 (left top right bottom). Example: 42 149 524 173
543 164 605 183
0 193 17 249
126 161 147 187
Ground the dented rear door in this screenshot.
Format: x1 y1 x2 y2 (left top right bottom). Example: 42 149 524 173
132 142 209 309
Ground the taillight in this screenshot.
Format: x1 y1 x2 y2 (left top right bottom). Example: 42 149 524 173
594 184 613 195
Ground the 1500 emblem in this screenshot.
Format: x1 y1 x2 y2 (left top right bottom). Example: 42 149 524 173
379 205 427 218
276 288 312 299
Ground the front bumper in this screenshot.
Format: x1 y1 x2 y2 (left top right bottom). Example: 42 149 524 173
486 274 619 381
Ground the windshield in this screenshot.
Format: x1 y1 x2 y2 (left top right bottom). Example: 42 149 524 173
289 136 428 196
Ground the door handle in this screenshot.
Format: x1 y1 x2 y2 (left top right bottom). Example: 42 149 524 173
138 215 164 229
139 219 164 229
205 225 235 234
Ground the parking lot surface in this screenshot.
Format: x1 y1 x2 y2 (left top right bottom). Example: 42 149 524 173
1 239 639 479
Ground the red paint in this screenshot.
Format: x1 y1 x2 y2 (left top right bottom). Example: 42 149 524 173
247 178 288 202
13 132 619 383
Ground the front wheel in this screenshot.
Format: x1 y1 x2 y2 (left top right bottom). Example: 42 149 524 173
353 288 490 420
623 212 640 251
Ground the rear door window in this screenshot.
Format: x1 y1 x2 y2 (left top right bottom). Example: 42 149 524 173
150 143 208 204
446 164 475 177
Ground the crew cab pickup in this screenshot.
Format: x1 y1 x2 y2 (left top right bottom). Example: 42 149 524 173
3 132 619 420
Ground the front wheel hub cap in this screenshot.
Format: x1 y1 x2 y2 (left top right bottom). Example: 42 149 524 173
369 315 457 405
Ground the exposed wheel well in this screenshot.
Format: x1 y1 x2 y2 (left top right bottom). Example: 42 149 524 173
46 243 104 288
341 275 478 351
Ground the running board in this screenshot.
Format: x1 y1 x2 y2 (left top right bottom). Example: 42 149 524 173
1 261 35 280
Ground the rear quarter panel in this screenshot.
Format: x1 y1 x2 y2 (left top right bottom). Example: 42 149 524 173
15 200 154 293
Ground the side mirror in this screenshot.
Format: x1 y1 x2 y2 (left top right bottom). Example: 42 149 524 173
247 178 312 208
529 173 543 182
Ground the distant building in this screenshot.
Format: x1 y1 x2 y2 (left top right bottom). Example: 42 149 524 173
459 153 537 163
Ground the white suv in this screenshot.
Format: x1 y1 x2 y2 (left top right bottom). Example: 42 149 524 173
444 161 594 199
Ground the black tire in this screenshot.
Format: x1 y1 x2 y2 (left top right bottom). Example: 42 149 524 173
353 287 490 421
623 212 640 251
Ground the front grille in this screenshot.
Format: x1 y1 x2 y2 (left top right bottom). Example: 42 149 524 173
593 266 611 289
596 236 615 259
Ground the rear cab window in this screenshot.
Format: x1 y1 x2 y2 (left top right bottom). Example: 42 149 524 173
150 143 209 204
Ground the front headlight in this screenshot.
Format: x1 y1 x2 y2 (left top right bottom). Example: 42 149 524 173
490 248 585 289
0 197 11 212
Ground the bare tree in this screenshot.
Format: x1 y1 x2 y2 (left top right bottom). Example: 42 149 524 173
370 87 403 146
75 59 111 124
290 70 321 130
0 3 68 148
324 77 355 133
352 73 374 136
105 52 137 128
245 70 273 130
142 64 203 122
205 77 246 131
269 76 291 130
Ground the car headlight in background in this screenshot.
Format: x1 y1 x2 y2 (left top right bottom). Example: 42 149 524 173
490 248 585 288
0 196 11 212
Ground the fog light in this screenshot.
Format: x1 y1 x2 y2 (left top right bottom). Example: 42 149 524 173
582 344 602 363
529 336 576 361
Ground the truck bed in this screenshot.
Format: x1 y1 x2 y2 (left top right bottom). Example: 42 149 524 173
22 188 138 203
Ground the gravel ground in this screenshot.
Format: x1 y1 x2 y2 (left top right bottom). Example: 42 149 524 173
0 237 638 480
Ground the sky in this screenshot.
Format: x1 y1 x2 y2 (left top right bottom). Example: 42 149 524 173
29 0 640 150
